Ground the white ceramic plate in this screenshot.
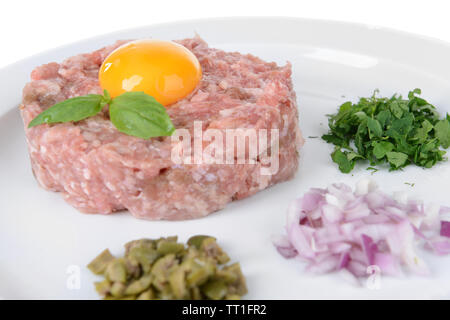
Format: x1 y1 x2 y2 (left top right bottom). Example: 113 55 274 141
1 17 450 300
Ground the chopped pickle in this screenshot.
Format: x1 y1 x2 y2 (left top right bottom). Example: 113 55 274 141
168 266 187 299
127 246 159 274
124 239 155 255
157 289 174 300
165 236 178 242
187 235 216 249
110 281 126 298
151 254 178 292
137 289 155 300
222 263 248 296
124 256 141 279
88 236 247 300
156 240 185 255
200 237 230 264
190 287 202 300
94 279 111 297
202 279 227 300
124 275 152 295
105 258 127 283
186 258 216 287
87 249 114 275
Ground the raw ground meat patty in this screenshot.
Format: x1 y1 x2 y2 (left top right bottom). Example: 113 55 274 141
20 36 304 220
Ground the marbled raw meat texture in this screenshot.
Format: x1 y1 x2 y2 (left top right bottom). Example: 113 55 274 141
20 37 303 220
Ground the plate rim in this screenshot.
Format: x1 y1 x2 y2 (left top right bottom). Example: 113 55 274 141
3 15 450 73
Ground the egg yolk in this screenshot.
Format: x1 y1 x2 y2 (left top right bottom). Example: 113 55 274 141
99 39 202 106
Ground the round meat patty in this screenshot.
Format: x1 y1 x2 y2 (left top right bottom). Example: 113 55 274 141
20 37 303 220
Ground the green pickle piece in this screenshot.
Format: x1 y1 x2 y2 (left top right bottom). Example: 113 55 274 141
187 235 216 249
186 258 216 287
222 263 248 296
200 237 230 264
152 254 179 292
137 289 155 300
110 281 126 298
156 240 185 255
201 279 227 300
87 249 114 275
124 275 153 295
94 279 111 297
88 235 247 300
127 246 160 274
190 287 203 300
124 239 156 255
169 266 187 299
105 258 127 283
124 256 141 279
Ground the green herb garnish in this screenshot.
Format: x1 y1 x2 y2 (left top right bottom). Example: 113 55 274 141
28 90 175 139
322 89 450 173
366 167 379 174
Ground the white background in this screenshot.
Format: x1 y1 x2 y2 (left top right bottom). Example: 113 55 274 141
2 0 450 68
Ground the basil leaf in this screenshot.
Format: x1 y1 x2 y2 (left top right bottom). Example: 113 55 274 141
109 92 175 139
28 94 103 128
100 89 113 108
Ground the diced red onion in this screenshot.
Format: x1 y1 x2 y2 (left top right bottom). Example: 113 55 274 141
347 260 367 277
322 204 344 223
428 236 450 255
338 251 351 269
306 255 340 274
288 224 316 259
301 191 324 212
273 179 450 282
441 221 450 238
361 234 377 265
272 235 297 259
373 252 402 276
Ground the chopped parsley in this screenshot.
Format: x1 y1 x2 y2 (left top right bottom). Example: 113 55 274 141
322 89 450 173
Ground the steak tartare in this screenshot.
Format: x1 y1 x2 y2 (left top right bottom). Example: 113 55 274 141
20 37 303 220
